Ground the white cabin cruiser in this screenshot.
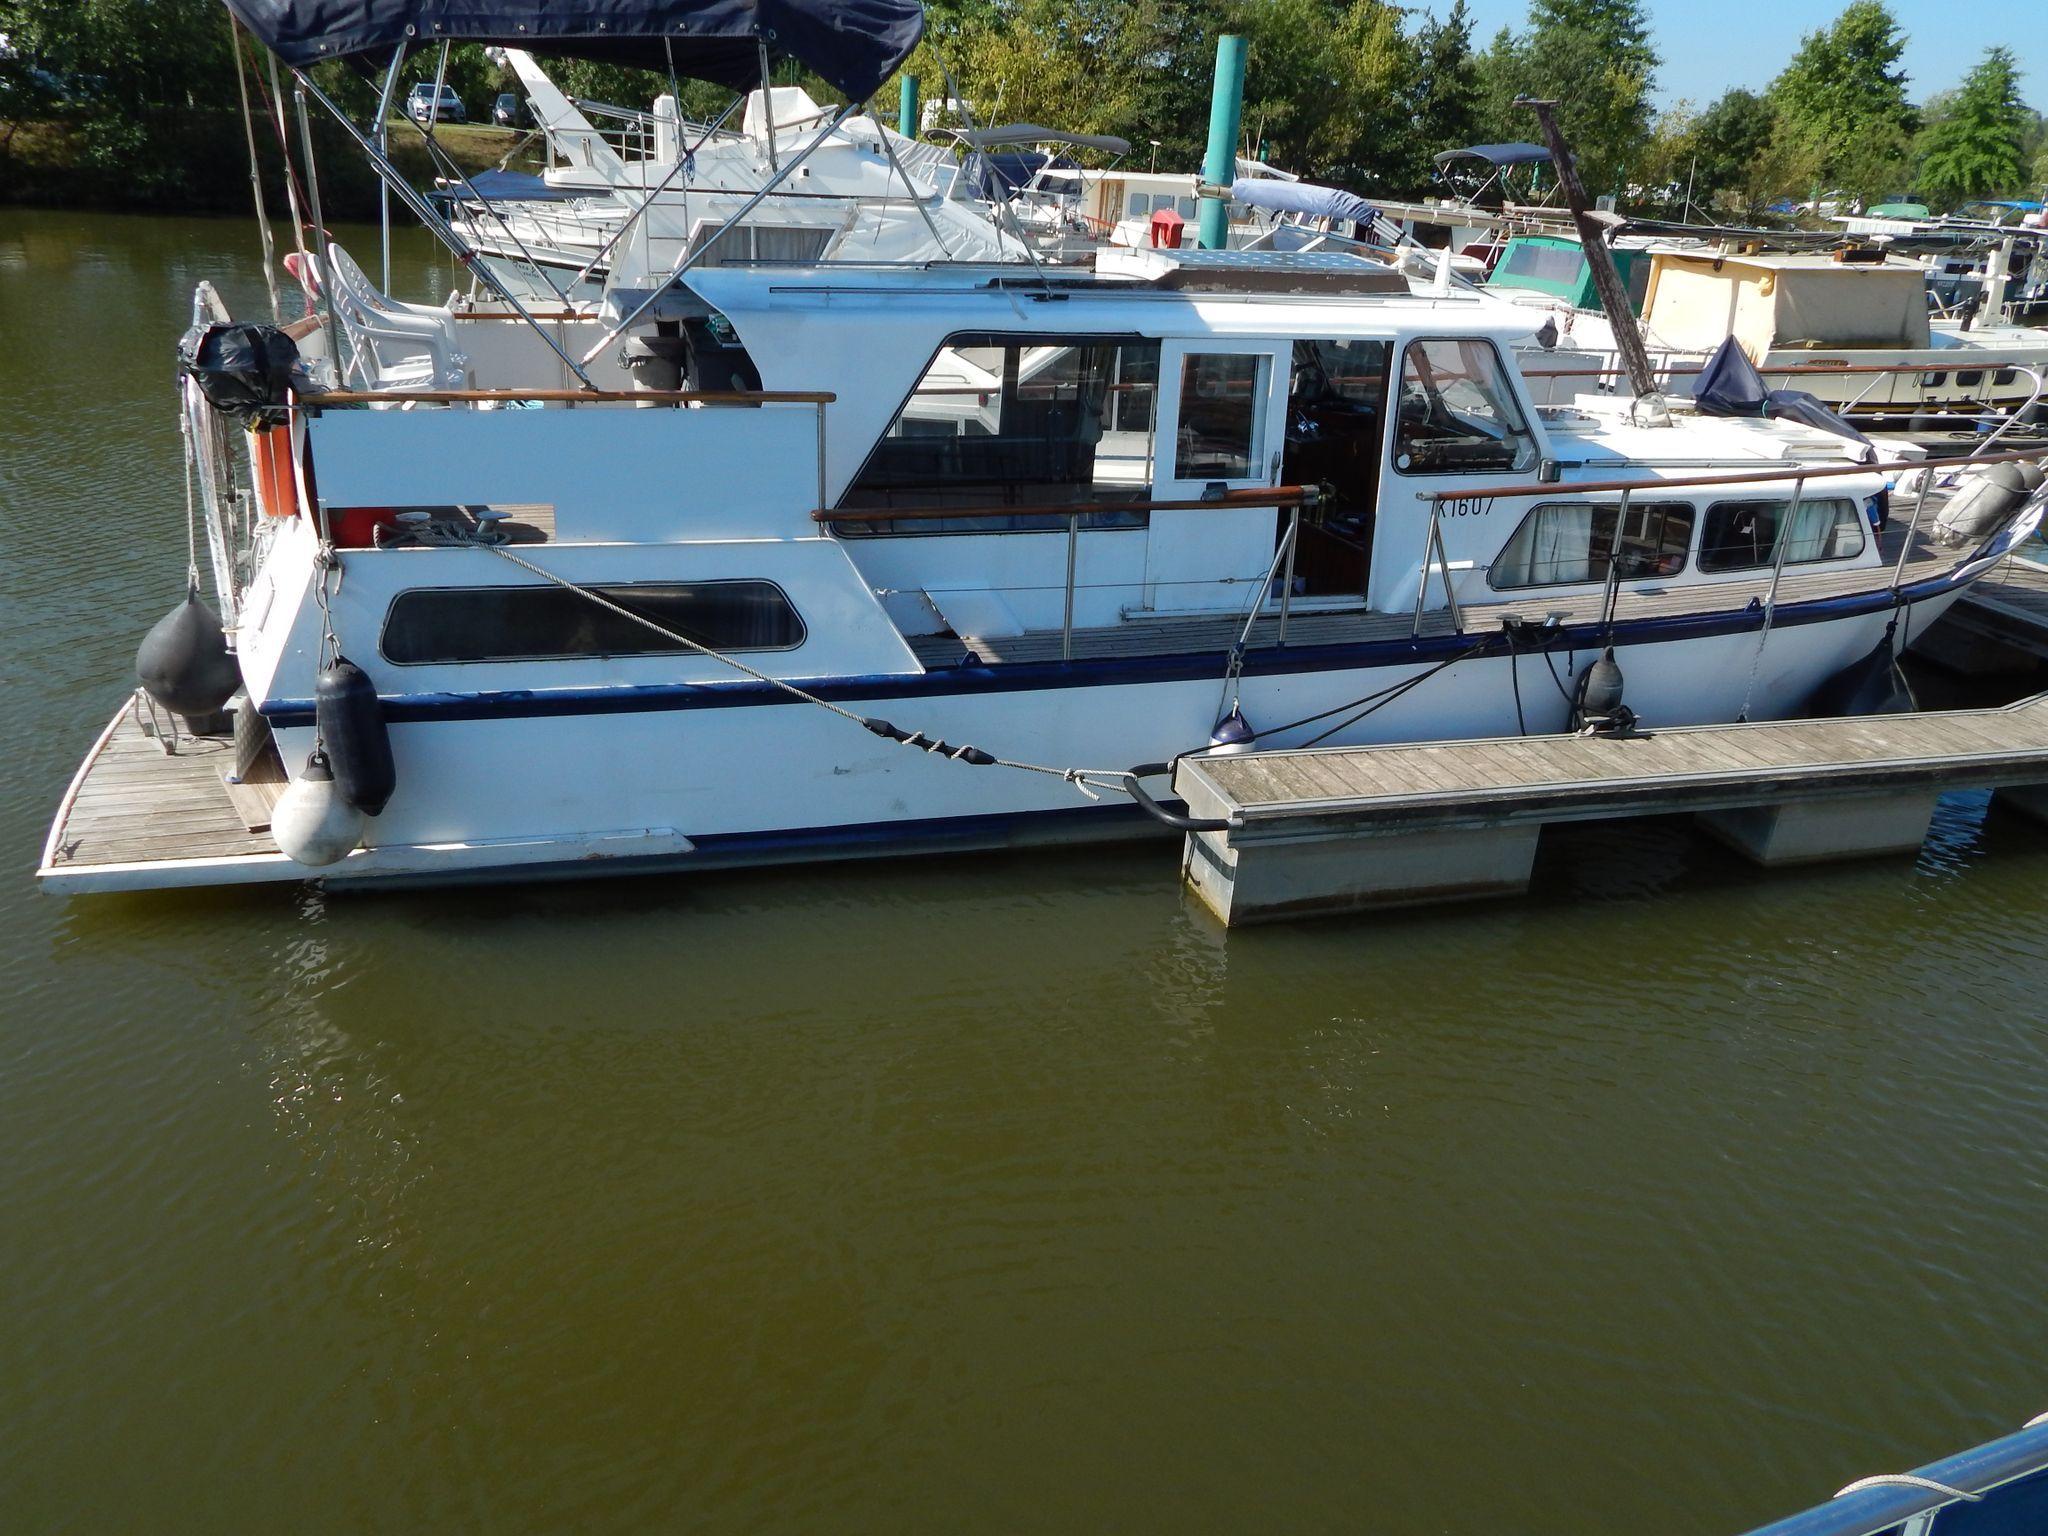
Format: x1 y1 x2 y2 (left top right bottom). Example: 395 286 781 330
37 0 2048 896
443 50 1022 302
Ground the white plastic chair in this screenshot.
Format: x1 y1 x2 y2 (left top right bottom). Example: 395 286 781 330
321 242 468 392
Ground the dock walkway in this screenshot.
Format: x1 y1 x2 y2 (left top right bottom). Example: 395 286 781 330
1176 694 2048 924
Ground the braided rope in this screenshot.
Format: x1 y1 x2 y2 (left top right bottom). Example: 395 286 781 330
479 543 1134 795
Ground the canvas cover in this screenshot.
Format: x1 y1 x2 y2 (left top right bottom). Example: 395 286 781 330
1646 254 1930 354
223 0 923 101
1689 336 1875 460
1229 178 1374 226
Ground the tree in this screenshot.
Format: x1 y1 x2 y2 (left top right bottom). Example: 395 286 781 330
1915 47 2029 207
1769 1 1915 200
1689 89 1776 205
1467 0 1657 197
1528 0 1655 75
1680 87 1823 219
1230 0 1412 181
1403 1 1482 184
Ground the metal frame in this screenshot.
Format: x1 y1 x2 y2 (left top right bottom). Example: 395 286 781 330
578 99 863 367
290 68 598 391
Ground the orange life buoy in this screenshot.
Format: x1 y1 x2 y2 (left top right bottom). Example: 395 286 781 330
251 424 298 519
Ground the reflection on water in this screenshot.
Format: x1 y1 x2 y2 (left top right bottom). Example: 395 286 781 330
6 209 2048 1535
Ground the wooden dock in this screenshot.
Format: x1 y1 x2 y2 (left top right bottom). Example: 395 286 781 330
1175 695 2048 925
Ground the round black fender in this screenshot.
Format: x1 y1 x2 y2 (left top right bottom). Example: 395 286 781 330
135 584 240 717
316 656 397 815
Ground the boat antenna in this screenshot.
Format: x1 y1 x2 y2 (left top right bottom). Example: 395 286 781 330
1518 95 1670 426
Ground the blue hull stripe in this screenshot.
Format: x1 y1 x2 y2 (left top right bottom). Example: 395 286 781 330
261 572 1945 729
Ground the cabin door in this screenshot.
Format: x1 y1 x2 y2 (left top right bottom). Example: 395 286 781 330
1143 339 1291 613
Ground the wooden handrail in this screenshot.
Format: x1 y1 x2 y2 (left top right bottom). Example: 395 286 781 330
1522 360 2042 379
311 387 836 405
816 485 1321 525
1416 443 2048 503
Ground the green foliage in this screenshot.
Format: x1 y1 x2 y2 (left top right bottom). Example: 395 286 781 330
1470 0 1657 196
1768 1 1915 199
1527 0 1655 74
1404 2 1482 185
1680 89 1819 219
1 0 2040 223
1914 47 2029 206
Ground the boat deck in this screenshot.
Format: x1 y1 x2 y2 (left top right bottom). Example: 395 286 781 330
37 697 697 895
38 702 284 887
907 524 1973 667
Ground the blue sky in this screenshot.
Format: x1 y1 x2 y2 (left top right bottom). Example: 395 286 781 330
1444 0 2047 112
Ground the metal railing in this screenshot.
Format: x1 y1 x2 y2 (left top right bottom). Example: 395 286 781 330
816 486 1323 661
1524 357 2046 439
1411 443 2048 638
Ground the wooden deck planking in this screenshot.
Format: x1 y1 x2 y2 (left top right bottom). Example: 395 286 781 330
41 702 281 874
1190 694 2048 821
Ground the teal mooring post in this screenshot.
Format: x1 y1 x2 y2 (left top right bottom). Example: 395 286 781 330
1198 34 1246 250
898 75 919 139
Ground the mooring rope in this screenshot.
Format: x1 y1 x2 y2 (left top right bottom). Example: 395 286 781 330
477 543 1136 799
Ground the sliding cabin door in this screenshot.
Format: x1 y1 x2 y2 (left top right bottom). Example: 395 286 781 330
1143 339 1291 614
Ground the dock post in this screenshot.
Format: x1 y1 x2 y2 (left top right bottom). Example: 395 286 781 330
898 75 919 139
1197 35 1246 251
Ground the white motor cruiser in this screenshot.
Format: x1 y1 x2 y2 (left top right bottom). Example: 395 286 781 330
440 48 1023 304
37 0 2048 895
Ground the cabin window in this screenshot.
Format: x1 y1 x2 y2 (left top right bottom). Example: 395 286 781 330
1174 353 1268 479
1956 369 1985 388
1995 368 2018 387
381 581 804 664
1489 500 1695 589
834 333 1160 535
1393 338 1538 475
1498 241 1584 288
1697 497 1866 573
685 221 835 267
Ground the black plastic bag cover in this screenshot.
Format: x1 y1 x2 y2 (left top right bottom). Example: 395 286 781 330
178 322 302 428
1690 336 1875 462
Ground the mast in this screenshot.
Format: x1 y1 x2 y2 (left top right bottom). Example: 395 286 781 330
1519 96 1668 422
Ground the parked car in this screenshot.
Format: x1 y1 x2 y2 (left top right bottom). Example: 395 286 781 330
492 92 522 128
405 82 465 124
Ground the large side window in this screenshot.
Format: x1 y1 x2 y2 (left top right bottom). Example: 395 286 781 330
1173 352 1268 479
1393 338 1538 476
1490 500 1695 589
835 333 1160 536
382 582 804 664
1698 497 1866 573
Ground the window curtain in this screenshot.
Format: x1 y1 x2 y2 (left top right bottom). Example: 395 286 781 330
1496 503 1596 587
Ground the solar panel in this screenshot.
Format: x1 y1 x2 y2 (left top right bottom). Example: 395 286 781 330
1093 246 1410 295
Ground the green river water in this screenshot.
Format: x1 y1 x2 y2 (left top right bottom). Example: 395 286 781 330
4 206 2048 1534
